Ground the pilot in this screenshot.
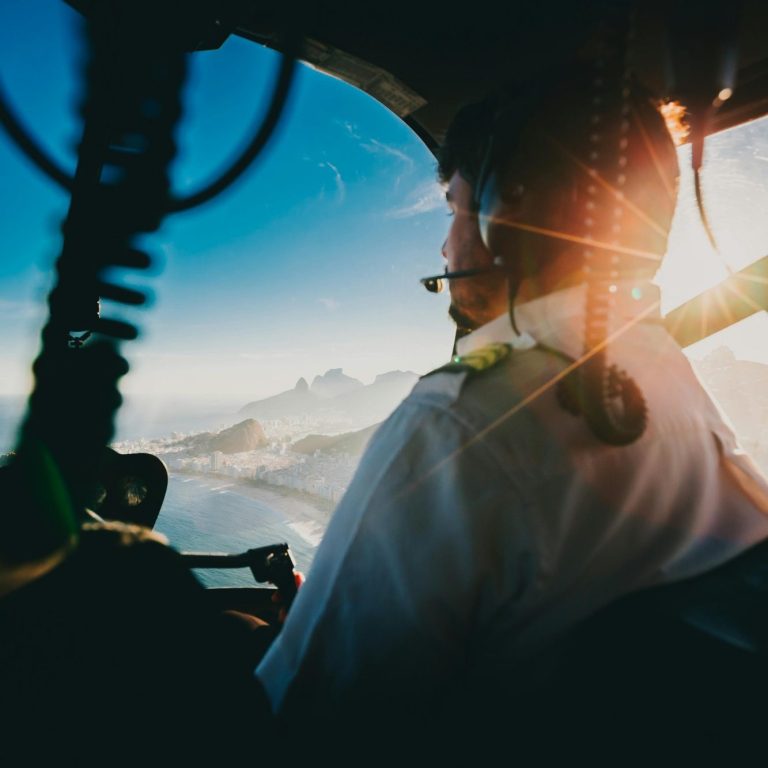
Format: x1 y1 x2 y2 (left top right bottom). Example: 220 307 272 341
256 63 768 742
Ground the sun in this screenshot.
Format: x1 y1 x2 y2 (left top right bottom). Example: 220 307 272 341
655 123 768 363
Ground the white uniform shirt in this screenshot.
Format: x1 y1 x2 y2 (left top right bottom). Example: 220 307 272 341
257 281 768 715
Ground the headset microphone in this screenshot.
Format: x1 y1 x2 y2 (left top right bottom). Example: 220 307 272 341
420 259 506 293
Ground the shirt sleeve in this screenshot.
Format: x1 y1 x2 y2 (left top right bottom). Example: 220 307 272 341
255 397 533 719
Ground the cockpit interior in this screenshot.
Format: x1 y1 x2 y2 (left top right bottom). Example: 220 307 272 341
3 0 768 761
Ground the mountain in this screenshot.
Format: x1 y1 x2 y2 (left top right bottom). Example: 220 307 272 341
310 368 363 399
239 369 417 424
239 377 319 419
171 419 267 455
324 370 418 423
292 423 379 457
692 346 768 460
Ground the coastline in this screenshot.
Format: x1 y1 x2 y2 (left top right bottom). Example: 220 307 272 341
171 469 334 546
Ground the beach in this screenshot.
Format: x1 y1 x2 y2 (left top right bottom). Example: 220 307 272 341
157 473 331 585
207 475 333 548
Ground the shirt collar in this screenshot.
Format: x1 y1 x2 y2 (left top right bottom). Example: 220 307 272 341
455 280 661 359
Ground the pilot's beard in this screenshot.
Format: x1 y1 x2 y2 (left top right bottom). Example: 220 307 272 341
448 303 478 336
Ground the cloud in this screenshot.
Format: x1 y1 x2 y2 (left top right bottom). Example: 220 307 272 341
319 161 346 202
361 139 414 168
338 120 361 140
388 180 445 219
337 125 416 188
318 297 340 311
337 121 412 166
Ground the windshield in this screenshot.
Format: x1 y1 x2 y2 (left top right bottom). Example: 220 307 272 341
658 116 768 478
2 1 768 584
0 2 451 584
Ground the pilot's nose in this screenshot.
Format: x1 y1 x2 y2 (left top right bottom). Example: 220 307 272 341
441 239 447 259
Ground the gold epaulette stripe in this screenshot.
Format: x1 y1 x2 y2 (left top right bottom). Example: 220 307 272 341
427 342 511 376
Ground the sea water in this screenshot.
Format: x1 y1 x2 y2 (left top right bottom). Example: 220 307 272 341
157 475 320 587
0 398 322 585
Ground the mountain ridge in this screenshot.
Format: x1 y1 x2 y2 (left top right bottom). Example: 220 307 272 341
239 368 418 423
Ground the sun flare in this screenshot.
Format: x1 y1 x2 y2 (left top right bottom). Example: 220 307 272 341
656 119 768 362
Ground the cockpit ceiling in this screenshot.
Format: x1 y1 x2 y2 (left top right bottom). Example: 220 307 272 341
64 0 768 149
233 0 768 148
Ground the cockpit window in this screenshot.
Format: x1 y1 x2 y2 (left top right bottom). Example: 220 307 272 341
3 6 768 581
110 36 451 582
0 15 452 583
659 114 768 312
659 114 768 476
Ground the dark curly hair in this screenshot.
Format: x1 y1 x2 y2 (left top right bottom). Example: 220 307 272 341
437 70 680 270
437 97 498 193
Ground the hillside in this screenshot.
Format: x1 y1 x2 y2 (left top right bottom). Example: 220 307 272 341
171 418 267 455
291 423 380 457
692 346 768 471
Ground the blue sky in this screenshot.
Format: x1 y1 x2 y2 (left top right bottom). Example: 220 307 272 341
0 0 453 403
5 1 768 411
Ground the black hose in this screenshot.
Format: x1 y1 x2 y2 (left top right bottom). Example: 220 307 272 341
167 32 300 212
693 157 721 254
2 5 188 563
0 78 74 191
0 29 301 212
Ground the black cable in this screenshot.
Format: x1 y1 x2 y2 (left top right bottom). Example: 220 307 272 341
0 78 74 191
506 269 522 336
3 5 189 563
167 31 300 212
565 11 647 446
693 158 722 255
0 29 301 213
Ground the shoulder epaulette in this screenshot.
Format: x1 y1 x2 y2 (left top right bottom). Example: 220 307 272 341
423 342 511 378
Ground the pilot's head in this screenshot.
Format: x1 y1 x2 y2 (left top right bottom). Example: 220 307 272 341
438 68 681 331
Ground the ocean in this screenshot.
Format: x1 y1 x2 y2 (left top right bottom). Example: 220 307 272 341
156 475 321 587
0 396 322 586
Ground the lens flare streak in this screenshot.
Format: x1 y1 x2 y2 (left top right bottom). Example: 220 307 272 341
631 106 676 201
552 139 670 238
395 299 661 501
483 214 663 262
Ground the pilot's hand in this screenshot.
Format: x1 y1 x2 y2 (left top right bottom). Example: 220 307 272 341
272 570 305 623
222 610 270 629
220 610 276 667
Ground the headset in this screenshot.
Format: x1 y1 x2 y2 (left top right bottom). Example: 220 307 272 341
421 1 743 446
422 17 653 446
